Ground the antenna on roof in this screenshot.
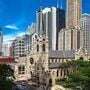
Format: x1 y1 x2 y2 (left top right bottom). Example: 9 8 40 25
60 0 63 9
57 0 59 8
40 0 43 11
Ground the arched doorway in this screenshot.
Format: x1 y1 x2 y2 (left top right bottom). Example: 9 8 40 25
79 57 84 60
49 79 52 86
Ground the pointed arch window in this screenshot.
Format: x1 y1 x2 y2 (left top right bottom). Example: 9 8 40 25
42 44 45 52
18 65 25 74
37 44 39 52
57 70 59 77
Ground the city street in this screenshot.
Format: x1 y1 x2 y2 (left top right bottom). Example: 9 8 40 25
14 81 51 90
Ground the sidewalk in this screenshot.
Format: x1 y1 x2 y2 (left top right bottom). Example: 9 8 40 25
51 85 65 90
36 85 51 90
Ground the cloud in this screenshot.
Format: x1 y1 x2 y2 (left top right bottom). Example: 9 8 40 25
16 31 25 37
3 31 25 44
5 25 19 30
3 34 15 44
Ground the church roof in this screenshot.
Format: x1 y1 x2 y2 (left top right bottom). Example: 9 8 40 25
49 50 75 59
49 50 75 69
49 63 61 69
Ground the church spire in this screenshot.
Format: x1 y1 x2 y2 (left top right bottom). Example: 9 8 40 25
40 0 43 37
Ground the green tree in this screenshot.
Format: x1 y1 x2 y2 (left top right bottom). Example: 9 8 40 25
58 60 90 90
0 64 15 90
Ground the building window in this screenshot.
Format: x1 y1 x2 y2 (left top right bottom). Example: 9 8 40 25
61 69 62 76
37 44 39 52
57 70 59 77
42 44 45 52
79 57 84 60
42 67 45 71
37 67 39 70
62 59 64 62
30 71 33 76
67 69 69 74
43 39 45 41
18 65 25 74
55 59 57 62
66 59 68 62
37 73 39 77
30 58 34 64
64 69 66 76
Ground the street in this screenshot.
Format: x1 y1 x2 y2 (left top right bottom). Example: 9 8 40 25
13 80 51 90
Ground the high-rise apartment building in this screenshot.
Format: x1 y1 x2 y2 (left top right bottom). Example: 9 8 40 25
2 44 10 56
25 23 37 54
13 36 26 59
36 7 65 50
27 23 37 35
79 14 90 54
58 0 82 51
66 0 82 29
58 28 80 50
24 35 32 55
0 28 3 55
9 46 14 57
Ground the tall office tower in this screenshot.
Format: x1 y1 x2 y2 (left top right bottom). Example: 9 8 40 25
36 7 65 50
58 28 80 50
24 23 37 54
0 28 3 55
27 23 37 35
9 46 14 57
65 28 80 50
13 36 26 59
24 35 31 55
66 0 82 29
2 44 10 56
58 28 65 50
79 14 90 54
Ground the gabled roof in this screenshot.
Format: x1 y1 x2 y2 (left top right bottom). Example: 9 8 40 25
49 50 75 69
49 50 75 59
49 63 61 69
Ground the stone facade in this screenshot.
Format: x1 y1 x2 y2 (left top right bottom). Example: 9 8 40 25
15 57 28 81
66 0 82 29
79 14 90 54
15 34 90 85
58 28 80 50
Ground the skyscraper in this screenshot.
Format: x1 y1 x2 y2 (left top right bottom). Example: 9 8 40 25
2 44 10 56
79 14 90 54
58 0 82 51
13 36 26 59
0 28 3 55
66 0 82 29
36 7 65 50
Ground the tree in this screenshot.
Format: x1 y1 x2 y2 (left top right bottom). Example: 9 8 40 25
0 64 15 90
58 60 90 90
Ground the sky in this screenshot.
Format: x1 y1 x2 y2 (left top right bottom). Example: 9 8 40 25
0 0 90 44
